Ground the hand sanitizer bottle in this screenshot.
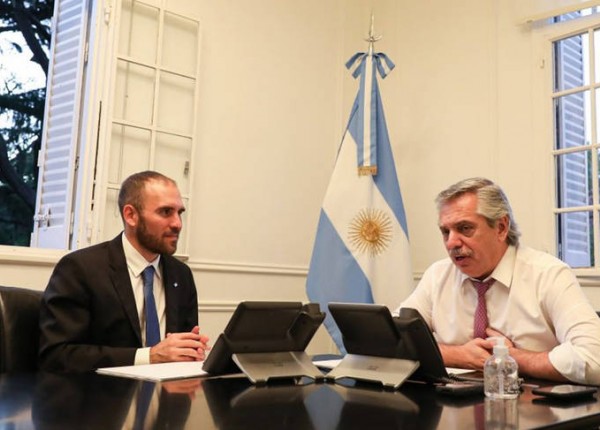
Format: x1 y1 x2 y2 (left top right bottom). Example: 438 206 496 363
484 337 519 399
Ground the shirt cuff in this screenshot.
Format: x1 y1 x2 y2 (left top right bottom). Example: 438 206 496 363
134 347 151 365
548 342 586 383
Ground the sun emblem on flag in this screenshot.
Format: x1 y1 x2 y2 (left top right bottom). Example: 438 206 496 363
348 208 393 257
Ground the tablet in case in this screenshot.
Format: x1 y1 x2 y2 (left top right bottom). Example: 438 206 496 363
327 303 419 388
202 301 325 383
327 303 449 388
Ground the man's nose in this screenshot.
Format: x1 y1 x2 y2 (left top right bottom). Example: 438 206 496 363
445 230 461 249
171 214 182 230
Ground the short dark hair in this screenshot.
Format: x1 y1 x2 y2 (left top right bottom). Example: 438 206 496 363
435 177 521 246
117 171 176 222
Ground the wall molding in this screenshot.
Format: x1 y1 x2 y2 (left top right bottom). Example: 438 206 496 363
188 259 308 277
0 247 65 266
18 250 600 290
578 277 600 288
199 301 239 313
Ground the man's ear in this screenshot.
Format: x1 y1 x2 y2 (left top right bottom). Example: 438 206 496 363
122 204 138 228
497 215 509 241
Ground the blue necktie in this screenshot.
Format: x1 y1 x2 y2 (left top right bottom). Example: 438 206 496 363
142 266 160 346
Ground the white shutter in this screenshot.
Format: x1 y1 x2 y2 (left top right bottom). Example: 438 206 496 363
30 0 90 248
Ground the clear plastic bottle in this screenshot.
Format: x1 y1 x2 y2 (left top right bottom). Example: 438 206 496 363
484 337 519 399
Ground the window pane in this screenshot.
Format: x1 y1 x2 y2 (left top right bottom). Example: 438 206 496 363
102 188 122 241
118 0 159 63
556 150 592 208
595 29 600 83
553 32 589 92
109 125 151 184
554 91 590 149
114 60 156 125
557 211 593 268
595 89 600 134
178 197 189 253
114 61 156 125
553 10 583 24
157 72 195 133
155 133 191 194
162 12 198 75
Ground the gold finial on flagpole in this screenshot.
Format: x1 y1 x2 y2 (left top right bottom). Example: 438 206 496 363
365 13 382 54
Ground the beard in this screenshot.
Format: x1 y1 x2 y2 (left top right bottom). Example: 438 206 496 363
135 215 179 256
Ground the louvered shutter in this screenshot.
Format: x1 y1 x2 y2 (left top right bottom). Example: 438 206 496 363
30 0 90 248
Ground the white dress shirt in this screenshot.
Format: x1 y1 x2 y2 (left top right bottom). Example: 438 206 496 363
122 234 166 365
396 245 600 384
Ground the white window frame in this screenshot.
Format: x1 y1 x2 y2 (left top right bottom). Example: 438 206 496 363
533 12 600 277
26 0 201 256
93 0 202 256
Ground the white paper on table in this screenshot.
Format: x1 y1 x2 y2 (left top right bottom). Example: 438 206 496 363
97 361 207 381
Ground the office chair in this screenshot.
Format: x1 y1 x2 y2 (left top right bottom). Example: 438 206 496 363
0 286 43 373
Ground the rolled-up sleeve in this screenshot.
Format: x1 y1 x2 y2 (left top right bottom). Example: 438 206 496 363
545 266 600 385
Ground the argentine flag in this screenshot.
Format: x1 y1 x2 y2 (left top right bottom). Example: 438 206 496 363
306 51 413 351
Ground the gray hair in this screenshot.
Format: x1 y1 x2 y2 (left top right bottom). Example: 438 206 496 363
435 177 520 246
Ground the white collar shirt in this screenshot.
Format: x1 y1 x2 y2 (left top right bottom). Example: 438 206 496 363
397 245 600 384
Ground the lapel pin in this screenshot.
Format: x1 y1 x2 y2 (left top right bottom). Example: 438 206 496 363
173 282 178 288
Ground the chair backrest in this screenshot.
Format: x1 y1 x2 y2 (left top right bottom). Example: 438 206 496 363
0 286 43 373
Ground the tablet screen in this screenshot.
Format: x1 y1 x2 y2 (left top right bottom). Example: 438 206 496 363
328 303 404 358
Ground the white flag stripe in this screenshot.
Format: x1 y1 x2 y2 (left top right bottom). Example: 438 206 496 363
322 131 412 309
363 54 373 167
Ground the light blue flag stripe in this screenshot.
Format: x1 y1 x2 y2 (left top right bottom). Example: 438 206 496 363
306 210 373 350
366 80 409 237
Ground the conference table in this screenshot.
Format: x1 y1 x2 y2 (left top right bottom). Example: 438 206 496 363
1 370 600 429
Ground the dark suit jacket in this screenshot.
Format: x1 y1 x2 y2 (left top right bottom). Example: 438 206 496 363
39 234 199 372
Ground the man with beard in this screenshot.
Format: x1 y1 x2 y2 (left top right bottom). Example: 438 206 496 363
39 171 209 372
395 177 600 385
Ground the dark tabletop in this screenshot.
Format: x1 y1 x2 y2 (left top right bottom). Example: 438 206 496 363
1 371 599 429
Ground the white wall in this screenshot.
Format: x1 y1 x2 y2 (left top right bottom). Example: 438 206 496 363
1 0 598 354
173 0 349 352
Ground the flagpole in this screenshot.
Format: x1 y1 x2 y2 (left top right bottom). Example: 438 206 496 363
365 13 382 55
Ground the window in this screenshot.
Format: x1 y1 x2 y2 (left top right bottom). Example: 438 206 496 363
550 10 600 268
1 0 201 253
0 0 54 246
99 0 201 254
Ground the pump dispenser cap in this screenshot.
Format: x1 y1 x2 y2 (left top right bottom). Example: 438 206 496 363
487 336 508 356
